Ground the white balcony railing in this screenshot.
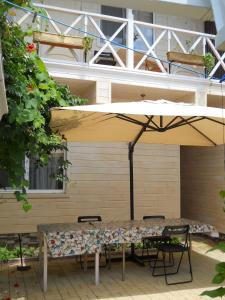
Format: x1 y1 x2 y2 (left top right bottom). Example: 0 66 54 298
16 3 225 79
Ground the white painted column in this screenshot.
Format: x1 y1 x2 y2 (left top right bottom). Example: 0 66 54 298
96 80 111 104
195 89 207 106
126 9 134 69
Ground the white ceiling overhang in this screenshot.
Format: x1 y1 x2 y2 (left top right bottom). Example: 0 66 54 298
95 0 211 20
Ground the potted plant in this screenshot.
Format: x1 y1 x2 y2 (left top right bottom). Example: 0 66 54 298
82 36 93 62
33 31 84 49
203 52 215 75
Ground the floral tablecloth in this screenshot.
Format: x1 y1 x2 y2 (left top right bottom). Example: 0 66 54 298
37 218 218 258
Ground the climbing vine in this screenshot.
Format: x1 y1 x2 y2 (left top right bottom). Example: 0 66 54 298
0 0 86 211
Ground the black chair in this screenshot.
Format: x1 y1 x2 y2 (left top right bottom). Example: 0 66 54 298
93 51 116 66
77 215 108 268
152 225 193 285
142 215 174 266
142 216 167 256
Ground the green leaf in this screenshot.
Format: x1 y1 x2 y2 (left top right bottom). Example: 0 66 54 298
22 202 32 213
36 72 48 82
219 190 225 199
14 191 27 202
208 242 225 253
201 287 225 298
215 262 225 273
212 273 225 284
36 58 46 72
26 99 38 109
39 83 48 90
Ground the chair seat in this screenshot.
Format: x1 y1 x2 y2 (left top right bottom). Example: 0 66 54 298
157 243 188 253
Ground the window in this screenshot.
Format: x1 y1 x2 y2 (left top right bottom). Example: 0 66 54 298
100 6 153 50
0 152 64 192
101 5 126 45
133 10 153 51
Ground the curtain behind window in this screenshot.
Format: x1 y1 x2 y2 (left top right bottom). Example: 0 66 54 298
29 153 63 190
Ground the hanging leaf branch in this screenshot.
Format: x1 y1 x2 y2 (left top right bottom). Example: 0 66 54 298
0 0 87 211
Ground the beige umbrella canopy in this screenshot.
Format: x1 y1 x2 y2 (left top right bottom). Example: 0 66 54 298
50 100 225 146
50 100 225 220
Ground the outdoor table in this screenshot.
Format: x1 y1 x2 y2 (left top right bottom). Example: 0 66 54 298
37 218 218 292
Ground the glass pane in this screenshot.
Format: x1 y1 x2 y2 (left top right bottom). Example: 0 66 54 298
101 6 126 46
29 153 64 190
0 170 11 190
133 10 153 51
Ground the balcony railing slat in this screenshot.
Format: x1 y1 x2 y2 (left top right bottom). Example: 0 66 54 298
15 3 224 79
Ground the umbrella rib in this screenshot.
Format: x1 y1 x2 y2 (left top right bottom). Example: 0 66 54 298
164 116 180 128
165 116 197 129
116 114 146 127
130 116 155 148
166 117 204 130
204 117 225 126
179 116 217 146
148 118 160 129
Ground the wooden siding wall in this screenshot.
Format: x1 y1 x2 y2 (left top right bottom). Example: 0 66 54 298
181 146 225 234
0 142 180 234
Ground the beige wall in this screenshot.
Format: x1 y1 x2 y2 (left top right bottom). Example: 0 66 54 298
0 142 180 234
181 145 225 234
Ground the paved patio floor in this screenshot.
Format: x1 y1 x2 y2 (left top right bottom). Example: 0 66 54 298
0 236 224 300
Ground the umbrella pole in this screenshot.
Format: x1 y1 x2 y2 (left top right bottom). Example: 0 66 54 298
128 122 150 222
127 118 155 265
128 142 146 265
129 142 134 221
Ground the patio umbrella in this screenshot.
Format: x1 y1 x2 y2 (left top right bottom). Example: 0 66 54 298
50 100 225 220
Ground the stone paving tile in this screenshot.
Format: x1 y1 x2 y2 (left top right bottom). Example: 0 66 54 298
0 236 223 300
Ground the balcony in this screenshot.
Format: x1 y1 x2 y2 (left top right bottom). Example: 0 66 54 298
16 3 225 84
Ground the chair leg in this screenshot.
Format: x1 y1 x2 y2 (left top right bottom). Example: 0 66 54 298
187 248 193 281
107 245 111 269
163 252 168 284
165 251 193 285
152 249 160 276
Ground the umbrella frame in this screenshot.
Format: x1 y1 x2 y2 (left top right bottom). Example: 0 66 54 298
119 113 224 220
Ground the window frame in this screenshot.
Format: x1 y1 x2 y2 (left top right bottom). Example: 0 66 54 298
0 151 66 194
99 6 155 51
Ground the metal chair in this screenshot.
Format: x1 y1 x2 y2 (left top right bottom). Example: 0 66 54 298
152 224 193 285
142 216 166 256
77 215 108 268
142 215 174 265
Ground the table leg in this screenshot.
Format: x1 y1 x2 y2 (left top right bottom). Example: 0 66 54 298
108 245 111 269
43 236 48 292
38 233 43 274
122 244 125 281
95 252 99 285
83 254 88 272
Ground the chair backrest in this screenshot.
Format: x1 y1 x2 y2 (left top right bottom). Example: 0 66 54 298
143 215 165 220
93 51 115 65
162 225 190 246
77 215 102 223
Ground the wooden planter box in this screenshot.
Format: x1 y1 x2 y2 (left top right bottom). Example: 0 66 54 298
167 51 204 66
33 31 84 49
